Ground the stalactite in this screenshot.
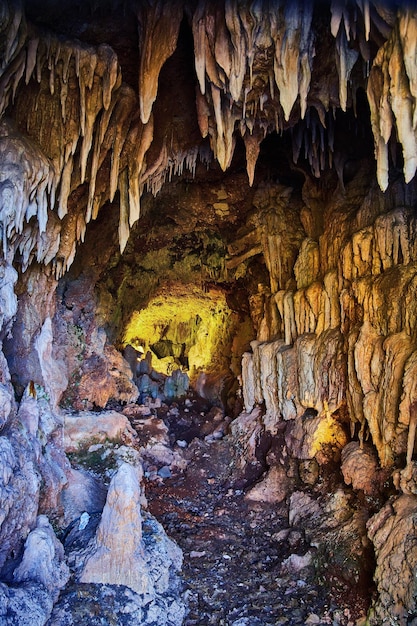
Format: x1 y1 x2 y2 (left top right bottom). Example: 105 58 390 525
367 52 391 191
109 86 136 203
367 8 417 190
0 1 26 77
205 9 226 90
243 128 262 186
126 115 154 228
209 84 238 171
196 86 210 138
143 142 211 199
0 118 54 263
335 27 359 112
271 0 314 122
57 156 73 220
1 0 417 286
193 6 207 95
137 0 183 124
118 168 130 253
0 10 146 275
224 0 247 103
406 402 417 466
389 26 417 185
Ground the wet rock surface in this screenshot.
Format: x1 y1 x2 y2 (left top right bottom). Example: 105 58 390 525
141 395 372 626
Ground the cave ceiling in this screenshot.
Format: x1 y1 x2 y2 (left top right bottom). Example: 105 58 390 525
1 0 415 276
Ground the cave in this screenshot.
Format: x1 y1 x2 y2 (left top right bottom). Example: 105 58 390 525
1 1 417 624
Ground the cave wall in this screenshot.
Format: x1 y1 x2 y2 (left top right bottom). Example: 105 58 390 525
2 1 417 623
2 0 417 459
1 0 417 476
240 168 417 468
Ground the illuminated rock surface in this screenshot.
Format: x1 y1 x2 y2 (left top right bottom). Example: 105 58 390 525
2 1 417 624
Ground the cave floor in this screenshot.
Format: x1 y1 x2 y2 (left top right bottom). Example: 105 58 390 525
142 397 371 626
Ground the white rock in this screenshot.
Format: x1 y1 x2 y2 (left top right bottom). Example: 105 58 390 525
0 383 13 429
281 551 313 573
13 515 69 600
78 512 90 530
34 317 68 409
17 394 39 436
79 462 151 595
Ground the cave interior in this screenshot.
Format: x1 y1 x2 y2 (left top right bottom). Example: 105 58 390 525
1 1 417 624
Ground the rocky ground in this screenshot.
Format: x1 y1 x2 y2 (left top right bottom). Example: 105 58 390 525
139 394 373 626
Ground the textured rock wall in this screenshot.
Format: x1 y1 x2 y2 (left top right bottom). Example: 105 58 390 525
239 169 417 467
2 2 417 624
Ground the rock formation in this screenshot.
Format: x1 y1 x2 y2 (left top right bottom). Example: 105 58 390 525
1 0 417 624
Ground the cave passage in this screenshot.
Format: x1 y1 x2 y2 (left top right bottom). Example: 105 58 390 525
123 286 231 377
2 2 417 626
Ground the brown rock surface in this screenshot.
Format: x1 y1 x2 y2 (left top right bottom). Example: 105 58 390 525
341 441 387 496
367 495 417 625
62 410 137 452
2 2 417 624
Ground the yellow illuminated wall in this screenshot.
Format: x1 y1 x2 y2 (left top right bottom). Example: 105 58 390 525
123 283 234 379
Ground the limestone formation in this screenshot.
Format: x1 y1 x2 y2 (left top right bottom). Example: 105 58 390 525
367 495 417 625
77 462 184 621
0 0 412 275
79 462 150 593
13 515 69 600
341 441 387 496
2 1 417 624
244 463 293 504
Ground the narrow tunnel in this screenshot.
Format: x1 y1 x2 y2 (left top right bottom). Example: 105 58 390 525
1 2 417 625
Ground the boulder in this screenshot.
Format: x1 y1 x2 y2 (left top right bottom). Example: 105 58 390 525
285 411 348 463
75 344 139 409
245 463 294 503
0 581 53 626
13 515 69 601
0 431 40 570
229 406 272 488
62 410 137 452
289 488 372 587
341 441 386 496
367 495 417 625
